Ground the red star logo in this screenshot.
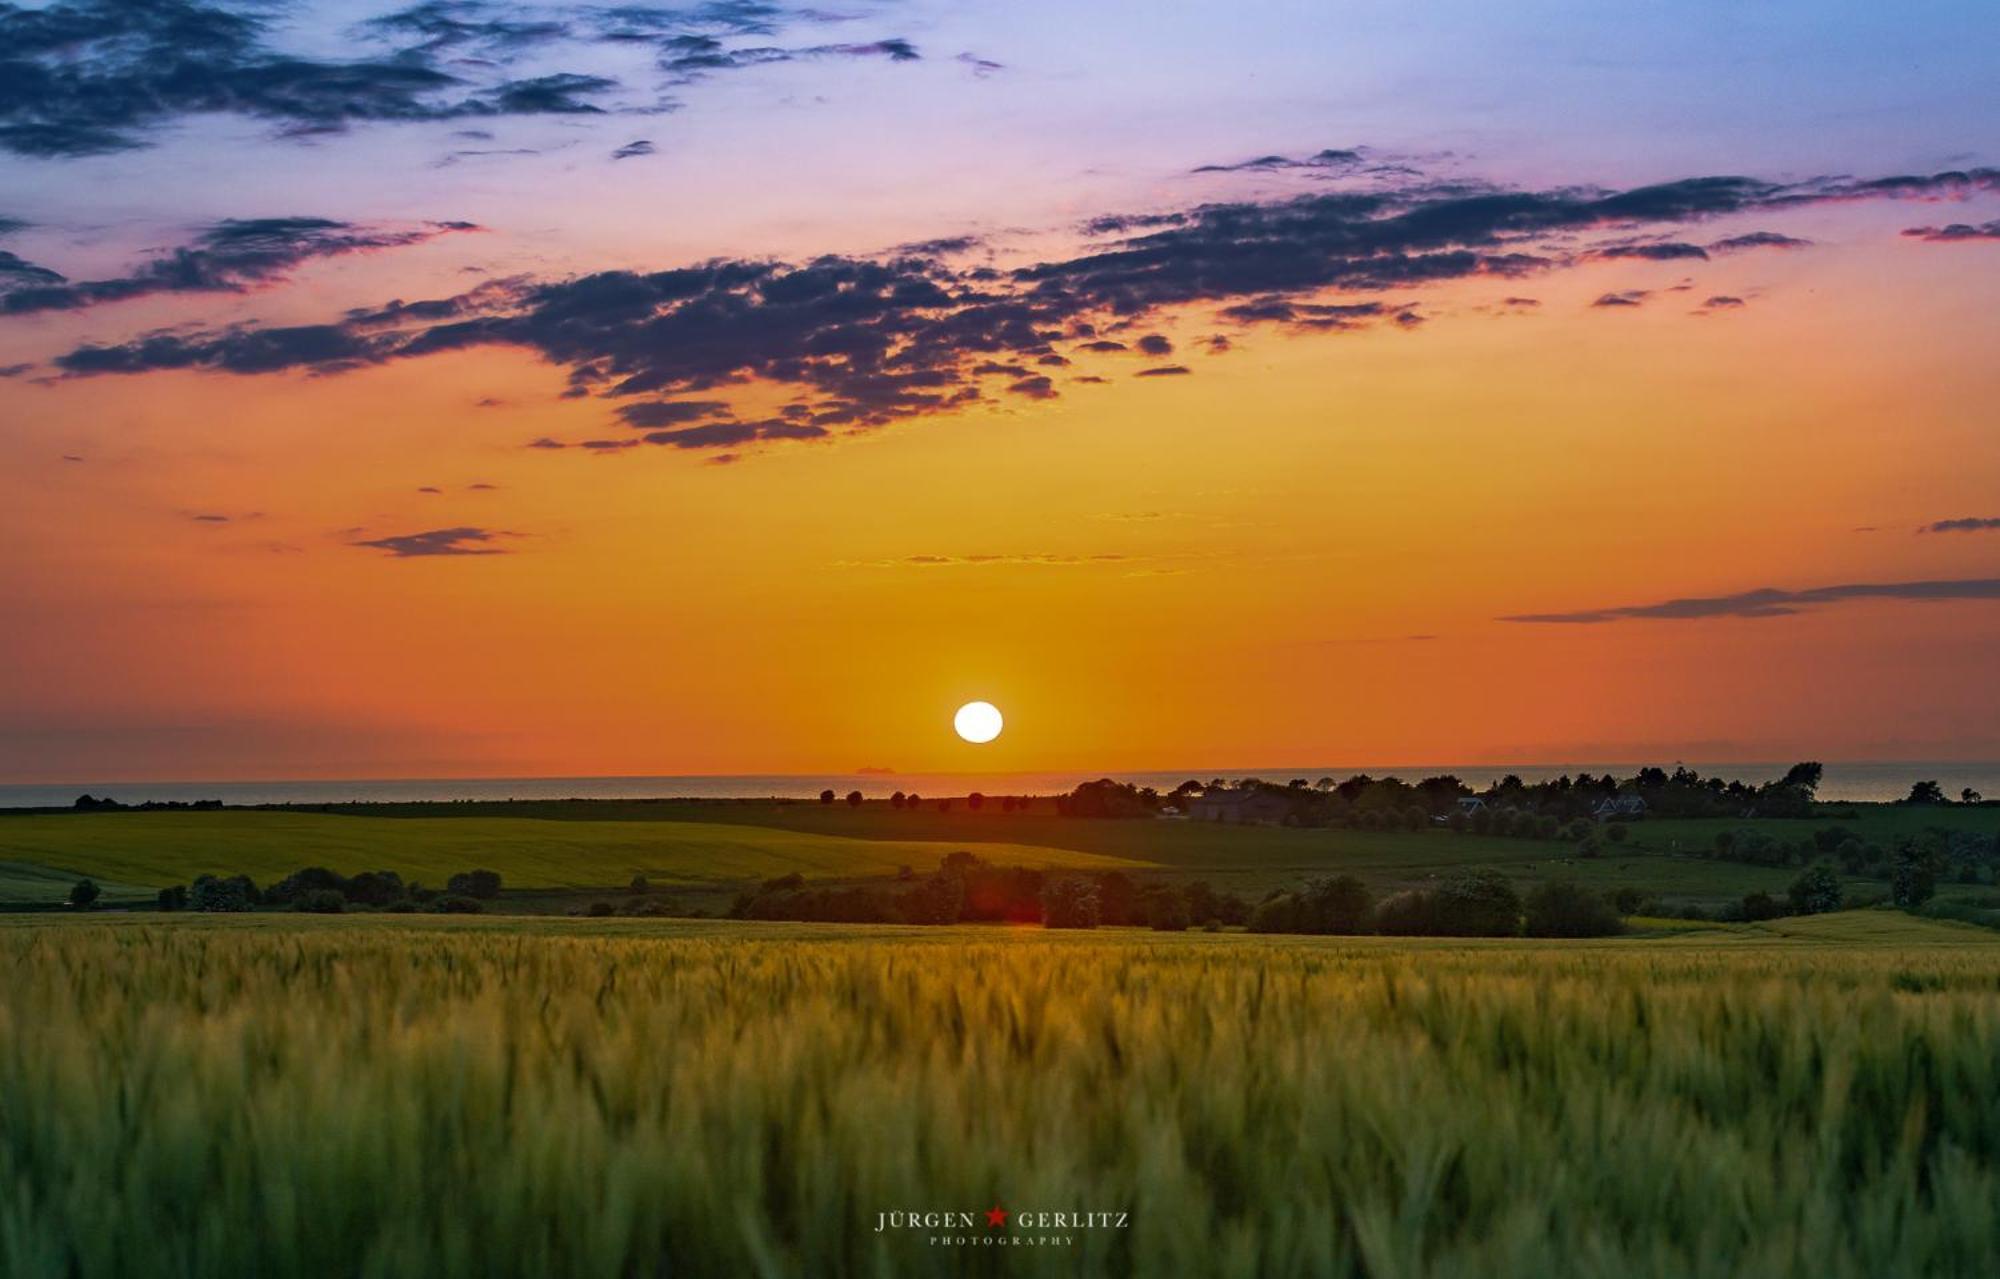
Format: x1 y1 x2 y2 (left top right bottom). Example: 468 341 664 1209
985 1204 1009 1228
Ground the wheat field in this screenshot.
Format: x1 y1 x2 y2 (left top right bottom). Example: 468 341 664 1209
2 913 1997 1277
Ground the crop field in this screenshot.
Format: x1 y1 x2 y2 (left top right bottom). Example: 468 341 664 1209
0 811 1146 893
2 911 1997 1277
0 801 1932 910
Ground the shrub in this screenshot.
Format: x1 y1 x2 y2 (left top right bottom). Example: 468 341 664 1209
1606 823 1629 844
1891 841 1942 908
344 871 405 907
1372 889 1442 936
1787 863 1843 915
1145 892 1191 932
156 885 188 912
1524 881 1622 937
1301 875 1372 934
382 899 417 913
1249 893 1306 934
446 870 502 899
296 889 345 914
67 879 100 909
629 875 650 895
1432 871 1522 936
1740 891 1784 921
1040 877 1100 929
189 874 256 912
845 790 863 808
586 901 617 917
431 895 483 914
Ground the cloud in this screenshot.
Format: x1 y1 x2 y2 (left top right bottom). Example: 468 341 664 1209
1901 220 2000 243
610 139 656 161
352 526 513 556
1134 365 1190 377
1 218 476 316
1589 241 1709 261
47 162 2000 454
1921 517 2000 533
954 52 1002 77
1191 147 1366 174
1709 231 1812 253
1592 290 1649 308
1006 375 1056 399
1500 577 2000 623
1697 295 1746 310
0 0 923 157
1135 333 1173 355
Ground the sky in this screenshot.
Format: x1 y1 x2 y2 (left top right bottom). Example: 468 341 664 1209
2 0 1997 781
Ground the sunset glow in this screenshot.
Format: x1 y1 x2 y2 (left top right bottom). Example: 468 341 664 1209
1 0 1995 783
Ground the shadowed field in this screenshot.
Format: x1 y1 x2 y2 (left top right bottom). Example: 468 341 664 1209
1 911 1996 1277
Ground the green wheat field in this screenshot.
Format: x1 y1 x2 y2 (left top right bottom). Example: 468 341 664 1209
3 911 1998 1277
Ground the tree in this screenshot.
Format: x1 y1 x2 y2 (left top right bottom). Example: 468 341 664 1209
1041 876 1101 929
819 789 836 805
1524 880 1621 937
1905 780 1947 806
890 791 906 809
967 792 985 812
156 885 188 911
1605 823 1629 844
68 879 100 909
904 792 922 810
446 869 502 899
297 889 345 914
1432 870 1522 936
1787 863 1843 915
1301 875 1372 933
1891 841 1942 908
1740 891 1784 921
629 874 650 895
1145 890 1191 932
845 790 863 808
1779 761 1824 795
189 874 256 912
1962 788 1983 805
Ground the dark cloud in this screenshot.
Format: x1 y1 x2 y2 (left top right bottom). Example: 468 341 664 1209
49 163 1999 454
353 526 512 556
1076 339 1127 352
1709 231 1812 253
1501 578 2000 624
1698 295 1746 309
0 250 65 287
189 513 230 523
1135 333 1173 355
0 0 921 157
526 436 564 449
954 52 1001 77
417 485 443 493
1006 375 1055 399
467 482 497 490
1192 148 1365 174
1 217 475 316
1135 365 1190 377
1901 220 2000 243
1922 517 2000 533
1589 241 1709 262
610 139 656 161
1592 290 1648 308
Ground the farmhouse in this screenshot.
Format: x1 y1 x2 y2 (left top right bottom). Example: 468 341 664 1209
1187 789 1292 824
1594 794 1648 821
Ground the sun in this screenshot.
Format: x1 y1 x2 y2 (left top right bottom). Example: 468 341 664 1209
953 701 1003 744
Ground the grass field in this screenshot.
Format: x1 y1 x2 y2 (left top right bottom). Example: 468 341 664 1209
0 811 1148 894
1 911 1995 1277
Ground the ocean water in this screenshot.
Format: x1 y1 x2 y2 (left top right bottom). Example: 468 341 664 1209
1 762 1995 809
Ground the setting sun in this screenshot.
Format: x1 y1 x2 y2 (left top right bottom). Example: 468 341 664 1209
953 702 1004 744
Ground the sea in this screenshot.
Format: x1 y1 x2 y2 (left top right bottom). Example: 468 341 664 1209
1 761 1995 809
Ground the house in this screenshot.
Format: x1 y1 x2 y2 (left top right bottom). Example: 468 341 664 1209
1187 788 1293 825
1593 794 1647 821
1456 797 1488 815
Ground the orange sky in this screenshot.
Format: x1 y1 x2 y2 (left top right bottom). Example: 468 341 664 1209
2 0 1996 780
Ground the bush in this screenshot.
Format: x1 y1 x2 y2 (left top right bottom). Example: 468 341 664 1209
586 901 617 917
1041 877 1101 929
431 895 483 914
1740 891 1784 921
67 879 100 909
1787 863 1843 915
189 874 256 912
382 899 417 913
1891 841 1942 908
1249 892 1307 934
296 889 345 914
1524 881 1622 937
344 870 405 907
1432 871 1522 936
629 875 650 895
1145 892 1191 932
446 870 502 899
1605 823 1629 844
156 885 188 912
1372 889 1443 936
1301 874 1372 933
